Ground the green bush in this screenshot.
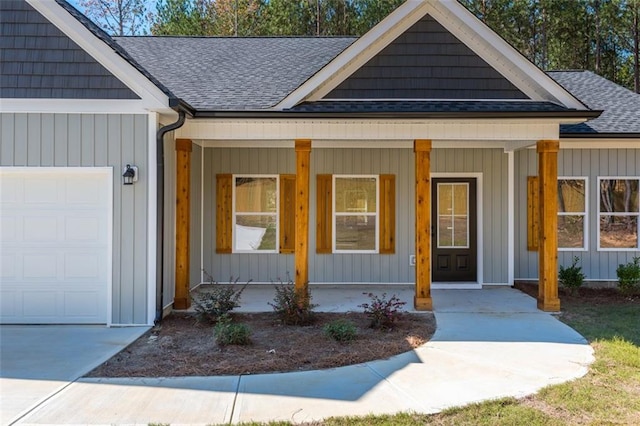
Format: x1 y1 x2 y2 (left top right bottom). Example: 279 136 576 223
192 274 248 323
559 256 586 294
324 319 357 342
269 278 316 325
359 292 406 330
213 315 251 346
616 257 640 295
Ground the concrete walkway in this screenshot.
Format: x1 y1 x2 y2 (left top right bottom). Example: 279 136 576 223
4 288 594 425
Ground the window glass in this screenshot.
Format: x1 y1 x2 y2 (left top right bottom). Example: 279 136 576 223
558 179 587 250
598 178 640 250
234 176 278 252
437 183 469 248
334 176 378 252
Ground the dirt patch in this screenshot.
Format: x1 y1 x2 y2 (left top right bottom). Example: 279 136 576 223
86 312 435 377
513 281 638 306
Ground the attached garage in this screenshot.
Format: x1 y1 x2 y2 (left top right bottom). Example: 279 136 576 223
0 168 111 324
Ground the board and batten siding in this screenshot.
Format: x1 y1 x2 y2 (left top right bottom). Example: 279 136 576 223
515 148 640 280
0 113 149 324
198 147 508 285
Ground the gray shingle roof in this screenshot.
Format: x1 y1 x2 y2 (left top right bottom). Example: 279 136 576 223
288 100 571 114
113 36 355 110
548 70 640 135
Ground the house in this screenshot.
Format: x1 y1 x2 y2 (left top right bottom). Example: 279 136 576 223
1 0 638 326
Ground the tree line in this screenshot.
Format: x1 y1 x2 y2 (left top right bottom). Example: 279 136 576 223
80 0 639 92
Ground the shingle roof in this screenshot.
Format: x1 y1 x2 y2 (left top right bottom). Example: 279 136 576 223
548 70 640 135
113 36 355 110
288 100 571 114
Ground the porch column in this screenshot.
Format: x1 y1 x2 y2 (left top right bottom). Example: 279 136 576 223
537 140 561 311
414 139 433 310
174 138 192 310
295 139 311 300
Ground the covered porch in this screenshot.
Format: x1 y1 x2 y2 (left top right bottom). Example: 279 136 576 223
165 117 567 314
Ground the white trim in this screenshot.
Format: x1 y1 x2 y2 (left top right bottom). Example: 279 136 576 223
200 147 205 285
507 151 515 285
596 176 640 251
231 174 280 254
557 176 589 252
146 112 158 326
332 175 380 254
25 0 169 111
0 99 170 114
431 172 483 285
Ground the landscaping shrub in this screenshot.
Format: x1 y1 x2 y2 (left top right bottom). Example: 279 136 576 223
269 278 316 325
192 274 248 323
359 292 406 329
559 256 586 294
616 257 640 295
324 319 358 342
213 315 251 346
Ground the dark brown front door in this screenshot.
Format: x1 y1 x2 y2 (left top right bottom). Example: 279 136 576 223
432 178 477 282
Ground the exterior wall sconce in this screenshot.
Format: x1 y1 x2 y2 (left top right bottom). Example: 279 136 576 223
122 164 138 185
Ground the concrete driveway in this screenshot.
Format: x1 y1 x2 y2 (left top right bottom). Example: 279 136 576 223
0 325 148 426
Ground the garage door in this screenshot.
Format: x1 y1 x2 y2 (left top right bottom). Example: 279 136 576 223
1 168 111 324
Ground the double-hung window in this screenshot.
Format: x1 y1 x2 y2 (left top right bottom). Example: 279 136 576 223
598 177 639 250
333 175 379 253
232 175 279 253
558 178 587 250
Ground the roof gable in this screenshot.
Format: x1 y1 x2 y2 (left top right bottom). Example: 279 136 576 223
0 0 138 100
326 15 527 100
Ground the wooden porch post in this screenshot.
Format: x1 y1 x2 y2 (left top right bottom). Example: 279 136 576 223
174 138 192 310
414 139 433 310
295 139 311 300
537 140 561 311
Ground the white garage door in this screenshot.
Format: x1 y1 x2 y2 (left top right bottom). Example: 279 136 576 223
1 168 111 324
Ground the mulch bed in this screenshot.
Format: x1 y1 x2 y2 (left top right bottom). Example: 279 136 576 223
86 311 436 378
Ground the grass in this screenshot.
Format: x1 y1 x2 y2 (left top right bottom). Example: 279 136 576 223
219 295 639 426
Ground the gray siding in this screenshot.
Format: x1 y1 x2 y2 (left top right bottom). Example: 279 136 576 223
0 0 138 99
327 15 527 100
0 113 149 324
515 148 640 280
200 147 508 285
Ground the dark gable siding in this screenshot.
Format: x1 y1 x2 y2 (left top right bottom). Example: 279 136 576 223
326 15 527 100
0 0 138 99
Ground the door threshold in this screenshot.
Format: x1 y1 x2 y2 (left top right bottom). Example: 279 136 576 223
432 282 482 290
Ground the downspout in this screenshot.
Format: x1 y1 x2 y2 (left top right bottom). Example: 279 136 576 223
154 107 187 324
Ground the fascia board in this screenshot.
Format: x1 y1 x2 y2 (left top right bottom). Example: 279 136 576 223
27 0 169 111
433 0 586 109
0 99 175 114
273 0 429 110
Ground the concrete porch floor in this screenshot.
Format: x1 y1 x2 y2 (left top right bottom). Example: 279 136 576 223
190 283 540 313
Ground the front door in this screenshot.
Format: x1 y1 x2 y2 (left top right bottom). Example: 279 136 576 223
432 178 477 282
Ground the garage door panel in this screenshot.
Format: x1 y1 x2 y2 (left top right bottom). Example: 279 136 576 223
0 168 110 324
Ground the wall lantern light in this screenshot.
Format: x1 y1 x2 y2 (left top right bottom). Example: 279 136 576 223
122 164 138 185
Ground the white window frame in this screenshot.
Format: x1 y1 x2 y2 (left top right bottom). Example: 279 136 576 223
597 176 640 252
332 174 379 254
232 174 279 254
436 182 470 249
558 176 588 252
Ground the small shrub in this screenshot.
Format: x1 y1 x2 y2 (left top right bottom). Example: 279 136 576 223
192 274 248 323
559 256 585 294
269 276 316 325
213 315 251 346
617 257 640 295
359 292 406 330
324 319 357 342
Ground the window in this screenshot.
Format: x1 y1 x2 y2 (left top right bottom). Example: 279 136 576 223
316 174 395 254
598 178 639 250
334 176 379 252
558 178 587 250
233 175 278 253
436 182 469 248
